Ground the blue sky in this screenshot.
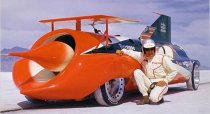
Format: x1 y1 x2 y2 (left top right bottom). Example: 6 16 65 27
0 0 209 67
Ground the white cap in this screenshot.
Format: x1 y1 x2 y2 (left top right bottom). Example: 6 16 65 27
142 39 155 48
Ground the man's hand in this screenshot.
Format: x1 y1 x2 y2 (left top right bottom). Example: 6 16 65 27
116 50 124 56
156 81 167 87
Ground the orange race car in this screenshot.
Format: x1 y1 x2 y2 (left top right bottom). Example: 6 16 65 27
9 14 200 106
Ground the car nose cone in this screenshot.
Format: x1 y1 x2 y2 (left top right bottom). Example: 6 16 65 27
9 41 74 72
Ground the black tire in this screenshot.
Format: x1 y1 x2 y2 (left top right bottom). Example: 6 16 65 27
25 96 46 103
186 63 200 90
94 78 125 106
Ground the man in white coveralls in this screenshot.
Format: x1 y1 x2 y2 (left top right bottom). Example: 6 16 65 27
116 39 178 105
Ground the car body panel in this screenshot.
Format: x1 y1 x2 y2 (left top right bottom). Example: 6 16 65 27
11 14 199 101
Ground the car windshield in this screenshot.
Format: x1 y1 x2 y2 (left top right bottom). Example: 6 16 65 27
173 45 188 58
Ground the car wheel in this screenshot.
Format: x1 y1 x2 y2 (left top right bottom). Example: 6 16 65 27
186 63 200 90
25 96 46 103
94 78 125 106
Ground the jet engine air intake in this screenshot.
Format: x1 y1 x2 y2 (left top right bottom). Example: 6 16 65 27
10 34 76 78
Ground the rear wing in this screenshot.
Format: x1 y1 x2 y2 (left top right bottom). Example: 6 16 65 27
39 15 140 47
39 15 139 31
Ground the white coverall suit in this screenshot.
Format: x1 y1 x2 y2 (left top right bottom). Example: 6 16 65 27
122 49 178 102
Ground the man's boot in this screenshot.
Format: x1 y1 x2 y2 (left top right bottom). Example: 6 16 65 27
158 98 164 104
136 96 150 105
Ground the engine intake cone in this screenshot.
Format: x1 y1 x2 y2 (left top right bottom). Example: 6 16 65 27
9 41 74 72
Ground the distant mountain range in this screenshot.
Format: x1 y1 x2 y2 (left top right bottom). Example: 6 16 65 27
1 46 28 72
200 66 210 70
0 46 209 72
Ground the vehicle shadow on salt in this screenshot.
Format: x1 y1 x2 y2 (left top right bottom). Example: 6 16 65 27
125 86 189 105
17 86 188 110
17 98 100 110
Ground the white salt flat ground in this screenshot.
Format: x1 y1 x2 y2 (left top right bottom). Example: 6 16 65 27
0 71 210 114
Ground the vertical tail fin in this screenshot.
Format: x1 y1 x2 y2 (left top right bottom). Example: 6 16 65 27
140 14 171 44
150 14 171 43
